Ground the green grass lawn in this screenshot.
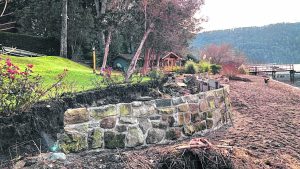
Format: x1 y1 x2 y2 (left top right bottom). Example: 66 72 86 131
1 55 150 93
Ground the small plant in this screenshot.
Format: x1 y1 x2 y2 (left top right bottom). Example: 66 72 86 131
148 70 164 81
0 57 67 116
238 64 248 74
210 64 221 75
184 61 198 74
198 61 211 73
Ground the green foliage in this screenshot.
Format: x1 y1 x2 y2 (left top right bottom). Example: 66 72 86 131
198 61 211 73
0 32 59 55
191 22 300 64
184 61 198 74
148 70 164 81
210 64 222 75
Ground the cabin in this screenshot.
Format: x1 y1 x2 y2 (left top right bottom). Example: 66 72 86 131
160 52 184 68
112 54 134 71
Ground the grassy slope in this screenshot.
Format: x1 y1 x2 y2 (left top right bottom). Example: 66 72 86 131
1 55 150 92
1 55 101 91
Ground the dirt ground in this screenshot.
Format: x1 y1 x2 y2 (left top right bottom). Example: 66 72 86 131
208 75 300 169
11 75 300 169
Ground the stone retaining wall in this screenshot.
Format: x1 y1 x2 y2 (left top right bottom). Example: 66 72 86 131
58 85 231 153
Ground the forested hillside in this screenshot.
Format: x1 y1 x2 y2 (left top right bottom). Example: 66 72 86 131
191 23 300 64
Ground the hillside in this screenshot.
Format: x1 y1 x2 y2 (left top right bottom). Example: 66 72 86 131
1 56 98 91
191 22 300 64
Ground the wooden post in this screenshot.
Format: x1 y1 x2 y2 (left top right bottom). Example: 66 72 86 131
93 47 96 73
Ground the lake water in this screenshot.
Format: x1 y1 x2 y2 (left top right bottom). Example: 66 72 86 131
270 64 300 88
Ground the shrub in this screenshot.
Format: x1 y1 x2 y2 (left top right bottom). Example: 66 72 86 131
198 61 211 73
148 70 164 80
0 57 67 116
184 61 198 74
210 64 222 75
238 64 248 74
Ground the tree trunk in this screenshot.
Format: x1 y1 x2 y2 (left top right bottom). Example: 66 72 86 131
142 48 151 75
100 0 107 14
156 52 160 70
60 0 68 58
125 23 154 82
101 29 112 69
94 0 100 18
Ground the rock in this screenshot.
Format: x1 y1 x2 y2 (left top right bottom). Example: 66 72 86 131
177 112 184 126
166 128 182 140
104 131 125 149
59 131 88 153
132 105 156 117
100 117 116 129
64 108 89 125
184 112 191 124
183 95 199 103
49 152 66 161
189 103 199 113
64 123 89 133
177 104 189 112
194 121 207 132
126 126 144 147
161 115 175 127
155 99 172 107
116 125 127 132
146 129 165 144
119 117 138 124
172 97 186 105
149 115 161 120
199 100 209 112
89 105 117 120
206 119 214 129
183 124 195 136
132 101 143 107
118 103 132 116
191 113 202 123
89 128 103 149
138 118 152 133
157 107 175 114
152 121 168 129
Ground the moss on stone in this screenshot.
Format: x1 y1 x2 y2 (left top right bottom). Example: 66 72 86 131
119 104 131 116
104 131 125 149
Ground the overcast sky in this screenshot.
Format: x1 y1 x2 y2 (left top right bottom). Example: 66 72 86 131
198 0 300 31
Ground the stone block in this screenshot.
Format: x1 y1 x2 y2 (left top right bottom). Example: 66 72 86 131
155 99 172 107
196 93 206 99
126 126 144 147
152 121 168 129
177 104 189 112
189 103 199 113
177 112 184 126
149 115 161 120
184 95 199 103
166 128 182 140
132 101 143 107
118 103 132 116
116 125 127 132
191 113 203 123
104 131 125 149
184 112 191 124
206 119 213 129
100 117 116 129
64 108 89 125
64 123 89 133
88 128 103 149
194 121 207 132
119 117 138 124
146 129 165 144
172 97 186 105
132 105 156 117
59 131 88 153
183 124 195 136
138 118 152 133
162 115 175 127
199 99 209 112
158 107 175 114
89 105 117 120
